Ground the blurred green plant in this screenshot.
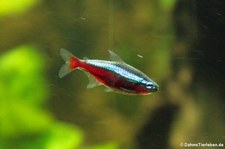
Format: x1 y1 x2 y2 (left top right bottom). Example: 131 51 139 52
160 0 176 11
0 0 40 17
0 45 118 149
0 45 51 138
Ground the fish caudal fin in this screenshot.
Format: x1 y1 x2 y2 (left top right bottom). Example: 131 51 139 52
58 48 80 78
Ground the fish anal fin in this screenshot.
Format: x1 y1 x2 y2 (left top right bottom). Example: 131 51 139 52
108 50 124 62
105 87 113 92
83 71 102 88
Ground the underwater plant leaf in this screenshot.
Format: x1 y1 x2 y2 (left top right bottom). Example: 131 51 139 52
38 123 84 149
0 0 40 17
0 45 50 136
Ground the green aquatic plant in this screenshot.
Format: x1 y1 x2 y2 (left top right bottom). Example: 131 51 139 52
0 45 118 149
0 0 40 17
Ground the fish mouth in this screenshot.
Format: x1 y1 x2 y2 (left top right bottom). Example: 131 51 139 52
151 84 159 92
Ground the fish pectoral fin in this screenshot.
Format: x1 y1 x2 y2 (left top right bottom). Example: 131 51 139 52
83 71 102 88
108 50 124 63
119 87 134 93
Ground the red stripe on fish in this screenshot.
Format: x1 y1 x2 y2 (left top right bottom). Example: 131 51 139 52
59 49 159 95
70 57 79 69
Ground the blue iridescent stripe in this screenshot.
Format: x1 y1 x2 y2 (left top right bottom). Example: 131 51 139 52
86 60 144 82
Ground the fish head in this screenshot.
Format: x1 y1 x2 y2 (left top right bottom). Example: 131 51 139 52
145 81 159 92
138 79 159 94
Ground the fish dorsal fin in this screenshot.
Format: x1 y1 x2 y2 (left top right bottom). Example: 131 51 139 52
108 50 124 62
83 70 102 88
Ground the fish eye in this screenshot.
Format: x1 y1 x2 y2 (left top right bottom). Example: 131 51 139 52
146 83 154 89
145 82 159 92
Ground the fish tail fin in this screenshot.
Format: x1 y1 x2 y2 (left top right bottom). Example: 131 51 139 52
58 48 80 78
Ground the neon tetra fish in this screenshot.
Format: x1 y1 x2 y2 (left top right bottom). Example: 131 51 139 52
59 49 159 95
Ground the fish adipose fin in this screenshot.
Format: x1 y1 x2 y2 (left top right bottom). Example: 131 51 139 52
83 70 102 88
108 50 124 63
83 57 89 60
58 48 80 78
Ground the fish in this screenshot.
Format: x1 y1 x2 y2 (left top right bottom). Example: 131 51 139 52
58 49 159 95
